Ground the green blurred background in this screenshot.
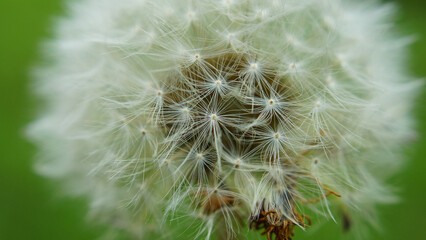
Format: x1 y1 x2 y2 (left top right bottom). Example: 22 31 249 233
1 0 425 239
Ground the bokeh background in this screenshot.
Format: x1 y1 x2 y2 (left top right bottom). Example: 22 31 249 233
1 0 425 239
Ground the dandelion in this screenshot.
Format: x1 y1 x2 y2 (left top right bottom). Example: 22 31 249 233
28 0 417 239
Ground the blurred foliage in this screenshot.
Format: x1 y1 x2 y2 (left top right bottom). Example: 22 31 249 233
0 0 424 239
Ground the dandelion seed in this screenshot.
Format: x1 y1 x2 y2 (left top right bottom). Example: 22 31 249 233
188 11 196 21
250 63 259 71
181 107 190 114
194 53 201 61
315 100 322 108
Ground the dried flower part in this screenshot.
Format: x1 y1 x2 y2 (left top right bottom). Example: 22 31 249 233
250 199 311 240
28 0 417 239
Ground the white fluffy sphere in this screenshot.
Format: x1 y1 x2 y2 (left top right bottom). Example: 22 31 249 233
28 0 417 239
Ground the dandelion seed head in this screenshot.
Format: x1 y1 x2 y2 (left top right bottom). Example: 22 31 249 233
27 0 418 239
